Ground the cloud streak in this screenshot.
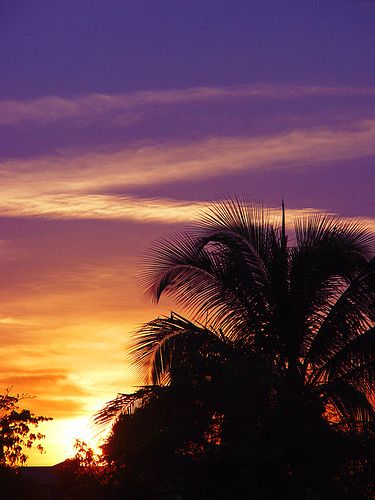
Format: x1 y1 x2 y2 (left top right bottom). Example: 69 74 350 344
0 119 375 223
1 84 375 126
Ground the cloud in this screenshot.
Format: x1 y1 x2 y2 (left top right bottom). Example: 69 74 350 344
0 119 375 223
0 316 37 326
0 370 88 394
0 368 92 419
1 84 375 126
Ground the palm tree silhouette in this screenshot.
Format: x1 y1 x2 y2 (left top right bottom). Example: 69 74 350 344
130 199 374 429
98 199 374 497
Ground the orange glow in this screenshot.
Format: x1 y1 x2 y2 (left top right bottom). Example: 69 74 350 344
27 416 105 466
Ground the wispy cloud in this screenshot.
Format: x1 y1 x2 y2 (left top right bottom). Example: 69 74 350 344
1 84 375 126
0 119 375 223
0 368 90 417
0 316 37 326
0 191 374 239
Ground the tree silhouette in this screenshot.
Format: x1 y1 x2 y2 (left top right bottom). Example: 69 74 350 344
99 199 374 498
0 388 51 467
0 389 52 500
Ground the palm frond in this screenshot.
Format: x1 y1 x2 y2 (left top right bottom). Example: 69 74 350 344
131 312 229 385
321 380 374 429
294 213 373 258
198 196 276 258
141 232 270 344
311 327 374 395
306 257 375 367
94 387 156 427
291 217 374 359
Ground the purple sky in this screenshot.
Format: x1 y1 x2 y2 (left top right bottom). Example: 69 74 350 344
2 0 375 98
0 0 374 464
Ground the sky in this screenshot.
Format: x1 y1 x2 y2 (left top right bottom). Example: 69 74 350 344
0 0 374 465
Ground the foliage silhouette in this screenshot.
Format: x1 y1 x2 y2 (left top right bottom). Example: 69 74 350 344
98 199 374 499
56 440 111 500
0 388 51 467
0 389 52 500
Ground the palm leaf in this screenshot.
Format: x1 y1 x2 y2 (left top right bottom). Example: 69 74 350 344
310 327 374 399
132 312 230 385
94 387 156 427
306 257 375 367
291 216 373 357
320 380 374 429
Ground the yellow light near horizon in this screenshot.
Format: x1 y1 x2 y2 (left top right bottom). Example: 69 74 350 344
27 416 105 466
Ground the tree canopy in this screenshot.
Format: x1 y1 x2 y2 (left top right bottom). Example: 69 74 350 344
98 200 375 499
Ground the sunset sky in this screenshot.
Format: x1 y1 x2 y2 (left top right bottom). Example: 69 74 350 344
1 0 375 465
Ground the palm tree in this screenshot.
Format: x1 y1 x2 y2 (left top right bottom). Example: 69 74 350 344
131 199 374 427
98 199 374 497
